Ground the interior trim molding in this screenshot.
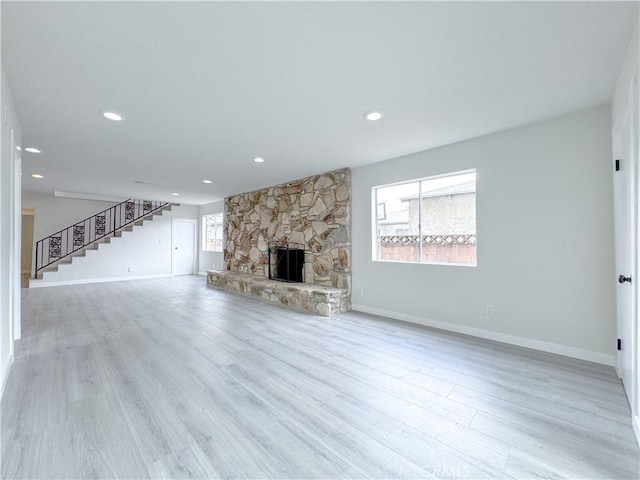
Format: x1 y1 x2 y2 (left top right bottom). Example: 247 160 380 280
1 352 14 400
29 273 174 288
633 415 640 447
351 304 614 366
53 190 126 203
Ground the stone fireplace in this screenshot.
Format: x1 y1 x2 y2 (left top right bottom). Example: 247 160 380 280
218 167 352 313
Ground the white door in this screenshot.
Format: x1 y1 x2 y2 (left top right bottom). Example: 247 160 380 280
172 219 196 275
613 96 636 408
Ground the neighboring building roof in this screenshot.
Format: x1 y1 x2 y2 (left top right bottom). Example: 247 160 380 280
378 208 409 225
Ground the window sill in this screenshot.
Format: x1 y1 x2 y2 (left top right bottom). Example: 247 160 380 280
372 259 477 267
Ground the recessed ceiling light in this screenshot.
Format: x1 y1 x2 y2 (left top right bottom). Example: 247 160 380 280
101 111 124 121
254 157 265 163
25 147 41 153
171 192 180 196
31 174 44 179
363 110 384 121
202 180 213 184
16 146 21 151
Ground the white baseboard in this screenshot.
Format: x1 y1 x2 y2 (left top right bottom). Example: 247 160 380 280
29 273 174 288
633 416 640 447
351 304 614 366
1 352 14 400
197 271 208 277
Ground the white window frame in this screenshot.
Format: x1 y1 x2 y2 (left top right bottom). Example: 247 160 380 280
202 212 224 252
372 169 477 266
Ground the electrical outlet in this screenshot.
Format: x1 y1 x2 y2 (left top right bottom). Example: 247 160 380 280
359 288 364 297
484 303 494 316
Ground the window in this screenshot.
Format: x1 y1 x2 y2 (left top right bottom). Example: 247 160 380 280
373 170 476 265
202 213 223 252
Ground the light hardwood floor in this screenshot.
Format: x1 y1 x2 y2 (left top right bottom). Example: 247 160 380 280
2 275 639 479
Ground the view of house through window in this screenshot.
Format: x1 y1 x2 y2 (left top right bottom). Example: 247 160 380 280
374 170 476 265
202 213 223 252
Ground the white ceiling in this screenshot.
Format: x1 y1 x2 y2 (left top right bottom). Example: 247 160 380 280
3 1 638 205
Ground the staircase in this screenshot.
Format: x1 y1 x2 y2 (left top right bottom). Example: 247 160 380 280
33 199 175 282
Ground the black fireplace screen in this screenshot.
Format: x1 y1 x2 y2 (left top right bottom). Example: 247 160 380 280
268 241 305 283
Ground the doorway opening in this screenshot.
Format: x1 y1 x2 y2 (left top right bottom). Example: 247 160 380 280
21 208 35 288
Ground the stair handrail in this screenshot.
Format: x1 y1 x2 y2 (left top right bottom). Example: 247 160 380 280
35 198 171 278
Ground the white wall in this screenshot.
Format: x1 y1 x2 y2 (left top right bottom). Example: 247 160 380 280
612 19 639 126
612 13 640 441
32 203 198 286
22 192 116 242
352 106 615 364
1 65 22 395
198 200 224 274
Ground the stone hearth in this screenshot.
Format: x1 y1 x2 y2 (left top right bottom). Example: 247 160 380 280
207 270 348 316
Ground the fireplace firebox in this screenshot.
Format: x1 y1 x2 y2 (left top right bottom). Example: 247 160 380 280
268 241 305 283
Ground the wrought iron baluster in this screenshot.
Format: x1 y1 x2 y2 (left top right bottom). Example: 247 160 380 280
73 224 85 249
95 214 106 237
49 235 62 259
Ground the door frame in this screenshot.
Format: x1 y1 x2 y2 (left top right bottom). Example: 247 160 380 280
171 218 197 275
613 77 638 418
11 129 21 341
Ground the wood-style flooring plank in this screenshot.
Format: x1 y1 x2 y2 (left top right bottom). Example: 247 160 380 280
2 275 638 479
222 355 509 478
68 391 150 479
470 410 638 479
